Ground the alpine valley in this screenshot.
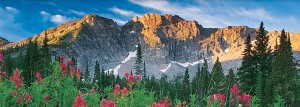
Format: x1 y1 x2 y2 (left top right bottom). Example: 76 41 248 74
1 13 300 79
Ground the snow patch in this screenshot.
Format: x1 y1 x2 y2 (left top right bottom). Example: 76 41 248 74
130 30 135 33
224 48 230 53
160 63 171 72
109 50 137 75
251 40 256 44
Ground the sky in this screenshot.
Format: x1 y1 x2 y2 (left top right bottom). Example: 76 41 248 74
0 0 299 42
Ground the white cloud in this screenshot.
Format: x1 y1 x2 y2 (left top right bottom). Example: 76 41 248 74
5 6 19 13
68 10 86 16
50 14 73 24
40 11 73 25
235 8 276 22
110 7 141 17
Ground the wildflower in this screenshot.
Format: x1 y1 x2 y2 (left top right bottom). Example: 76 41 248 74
68 59 73 65
210 93 225 106
151 97 171 107
17 97 22 103
36 72 43 81
10 90 18 96
121 87 129 96
114 84 120 96
70 67 76 76
91 88 96 94
73 96 87 107
136 74 141 80
9 69 22 88
128 75 135 84
101 99 115 107
125 71 129 78
1 71 6 76
237 93 251 106
0 52 3 60
24 92 31 100
60 63 67 72
230 83 240 96
76 68 81 78
44 95 50 101
60 55 65 62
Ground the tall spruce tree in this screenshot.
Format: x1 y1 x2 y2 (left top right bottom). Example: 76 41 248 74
238 34 256 94
93 61 101 87
268 30 298 106
84 61 90 84
182 68 190 102
210 57 225 94
41 35 50 76
143 61 147 80
200 58 210 105
252 22 272 106
135 44 142 75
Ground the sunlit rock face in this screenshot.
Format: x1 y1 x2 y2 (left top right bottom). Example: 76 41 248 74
1 13 299 79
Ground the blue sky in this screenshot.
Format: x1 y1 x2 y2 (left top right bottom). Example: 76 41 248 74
0 0 299 42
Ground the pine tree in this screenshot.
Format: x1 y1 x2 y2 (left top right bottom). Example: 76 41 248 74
93 61 101 87
200 58 210 105
238 34 256 95
252 22 272 106
3 55 14 75
135 44 142 75
226 68 235 88
268 30 298 106
182 68 190 102
84 61 90 84
210 57 225 94
41 35 50 76
143 61 147 80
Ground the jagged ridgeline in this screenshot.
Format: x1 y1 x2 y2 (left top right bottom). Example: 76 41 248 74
0 13 300 78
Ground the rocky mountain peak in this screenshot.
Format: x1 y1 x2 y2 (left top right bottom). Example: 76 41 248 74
0 37 10 46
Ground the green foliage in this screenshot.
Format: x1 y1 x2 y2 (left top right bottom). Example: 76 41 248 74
273 95 285 107
182 68 190 102
250 96 260 107
211 57 226 94
134 44 143 75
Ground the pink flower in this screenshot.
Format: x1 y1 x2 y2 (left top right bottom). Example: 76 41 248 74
128 75 135 84
114 84 120 96
1 71 6 76
60 63 67 72
70 67 76 76
24 92 31 100
136 74 141 80
36 72 43 81
210 93 226 106
44 95 49 101
76 68 81 78
68 59 73 65
9 69 22 88
125 71 129 78
73 96 87 107
0 52 3 60
230 83 240 96
17 97 22 103
101 99 115 107
60 55 65 62
91 88 96 94
151 97 171 107
238 93 251 103
122 87 129 96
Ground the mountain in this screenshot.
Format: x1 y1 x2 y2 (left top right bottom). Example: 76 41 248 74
0 13 299 79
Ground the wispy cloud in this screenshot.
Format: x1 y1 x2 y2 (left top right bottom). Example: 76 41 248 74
40 11 73 25
68 10 86 16
235 8 276 22
0 7 29 41
110 7 141 17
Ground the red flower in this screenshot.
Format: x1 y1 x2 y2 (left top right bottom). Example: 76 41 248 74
136 74 141 80
76 68 81 78
36 72 43 81
44 95 50 101
1 71 6 76
210 93 225 106
237 93 251 103
125 71 129 78
17 97 22 103
68 59 73 65
73 96 87 107
114 84 120 96
60 55 65 62
60 63 67 72
91 88 96 94
101 99 115 107
0 52 3 60
9 69 22 88
230 83 240 96
10 90 18 96
128 75 135 84
70 67 76 76
121 87 129 96
24 92 31 100
151 97 171 107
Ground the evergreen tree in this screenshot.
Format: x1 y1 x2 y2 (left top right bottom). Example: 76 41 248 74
84 61 90 84
182 68 190 102
143 61 147 80
41 35 50 76
268 30 298 106
3 55 14 75
24 40 41 86
200 58 210 105
93 61 101 87
238 34 256 94
135 44 143 75
210 57 225 94
226 68 235 88
252 22 272 106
